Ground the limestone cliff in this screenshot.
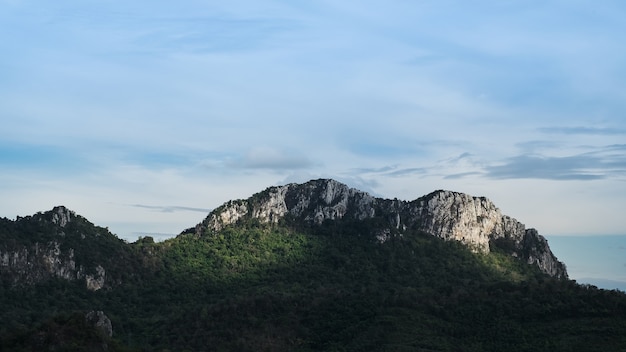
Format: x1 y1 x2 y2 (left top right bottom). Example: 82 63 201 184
0 206 110 290
195 179 567 278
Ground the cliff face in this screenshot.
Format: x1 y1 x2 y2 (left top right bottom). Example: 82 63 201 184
196 179 567 278
0 241 106 290
0 206 108 290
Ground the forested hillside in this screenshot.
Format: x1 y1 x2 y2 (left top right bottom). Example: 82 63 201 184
1 182 625 351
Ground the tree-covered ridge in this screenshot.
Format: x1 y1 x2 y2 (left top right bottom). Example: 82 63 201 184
0 206 140 287
194 179 567 277
0 180 624 351
1 213 626 351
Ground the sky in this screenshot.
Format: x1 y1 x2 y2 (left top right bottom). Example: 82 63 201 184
1 1 625 289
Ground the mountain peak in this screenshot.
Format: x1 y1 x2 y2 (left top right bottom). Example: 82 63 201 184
194 178 567 278
50 206 75 228
1 206 122 290
198 178 376 233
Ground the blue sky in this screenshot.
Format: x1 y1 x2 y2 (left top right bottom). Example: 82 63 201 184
1 1 625 289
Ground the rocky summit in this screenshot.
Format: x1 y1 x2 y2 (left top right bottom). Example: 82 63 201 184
0 205 131 290
195 178 567 278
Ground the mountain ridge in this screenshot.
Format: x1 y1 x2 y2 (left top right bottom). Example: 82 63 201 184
1 178 567 291
3 179 626 351
191 178 566 278
0 205 137 290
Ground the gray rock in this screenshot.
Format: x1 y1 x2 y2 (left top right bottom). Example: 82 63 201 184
51 206 74 228
196 179 567 278
0 241 107 290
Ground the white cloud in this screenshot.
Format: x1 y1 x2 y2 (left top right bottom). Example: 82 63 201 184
226 146 316 170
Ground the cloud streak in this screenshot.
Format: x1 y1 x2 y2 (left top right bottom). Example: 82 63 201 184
539 126 626 136
483 145 626 181
225 147 316 171
131 204 212 214
485 155 606 180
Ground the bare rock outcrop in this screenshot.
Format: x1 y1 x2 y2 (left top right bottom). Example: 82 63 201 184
195 179 567 278
0 242 107 290
0 206 109 290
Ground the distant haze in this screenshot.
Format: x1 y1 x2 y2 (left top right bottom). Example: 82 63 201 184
546 235 626 292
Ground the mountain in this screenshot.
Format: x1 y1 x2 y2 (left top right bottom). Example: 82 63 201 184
0 206 137 290
1 179 625 351
193 179 566 277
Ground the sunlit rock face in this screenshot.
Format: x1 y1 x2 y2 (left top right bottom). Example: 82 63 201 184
202 179 378 231
51 206 73 228
406 190 526 253
204 200 250 232
198 179 567 278
282 179 377 223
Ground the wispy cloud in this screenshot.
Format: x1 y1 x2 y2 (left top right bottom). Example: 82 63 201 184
131 204 212 214
347 165 430 178
485 155 606 180
444 171 484 180
539 126 626 136
225 147 315 171
385 167 430 177
350 165 399 174
483 146 626 180
133 16 299 55
515 140 563 153
429 145 626 181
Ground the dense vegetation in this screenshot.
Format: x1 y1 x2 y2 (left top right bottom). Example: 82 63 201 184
1 214 626 351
